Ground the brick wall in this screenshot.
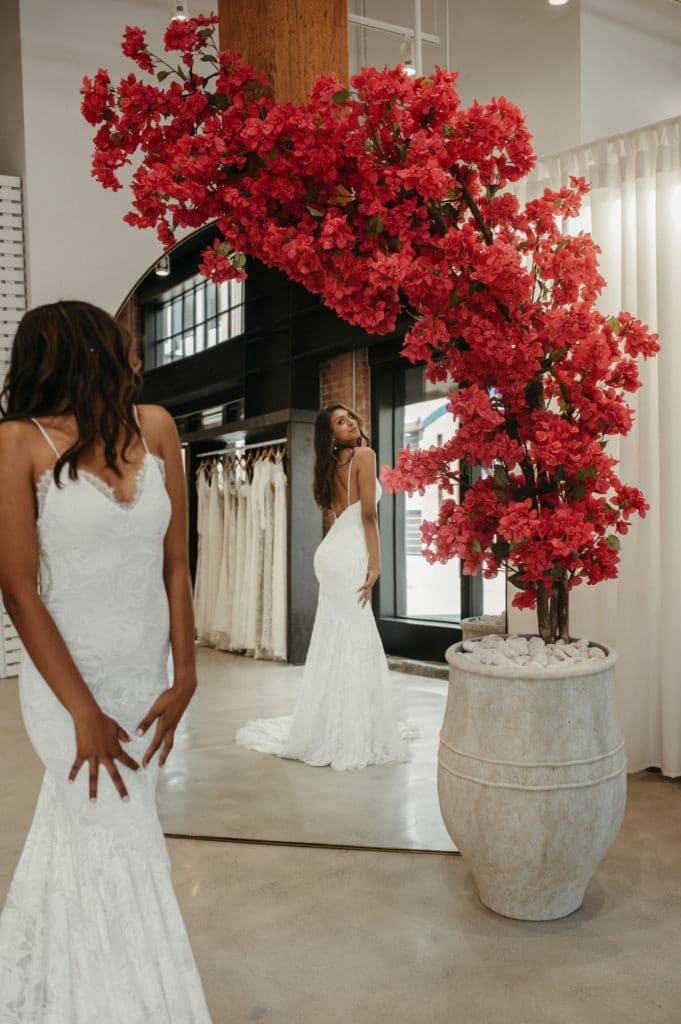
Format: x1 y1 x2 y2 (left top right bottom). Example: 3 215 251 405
319 347 371 436
318 346 371 532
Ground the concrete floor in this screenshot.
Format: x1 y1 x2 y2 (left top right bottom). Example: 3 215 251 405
160 647 454 850
2 678 680 1023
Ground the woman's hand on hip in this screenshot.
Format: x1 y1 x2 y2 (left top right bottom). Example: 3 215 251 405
69 709 140 802
135 681 197 768
358 564 381 607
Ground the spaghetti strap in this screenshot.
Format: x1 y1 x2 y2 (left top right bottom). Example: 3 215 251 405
30 418 61 459
133 405 149 454
346 450 355 508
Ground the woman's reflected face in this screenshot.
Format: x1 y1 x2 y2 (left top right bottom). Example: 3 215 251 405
330 408 359 443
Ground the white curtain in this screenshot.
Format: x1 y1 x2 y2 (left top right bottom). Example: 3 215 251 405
507 115 681 778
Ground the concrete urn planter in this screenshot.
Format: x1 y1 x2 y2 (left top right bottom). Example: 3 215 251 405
438 636 627 920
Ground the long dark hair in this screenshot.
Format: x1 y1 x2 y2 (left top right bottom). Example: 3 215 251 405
0 300 144 486
313 403 371 511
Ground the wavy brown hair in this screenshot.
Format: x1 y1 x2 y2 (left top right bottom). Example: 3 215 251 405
313 403 371 511
0 300 144 487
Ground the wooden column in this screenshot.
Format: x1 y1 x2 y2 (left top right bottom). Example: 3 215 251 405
218 0 348 104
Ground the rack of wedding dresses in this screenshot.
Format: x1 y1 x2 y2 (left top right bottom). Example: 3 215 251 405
193 439 288 661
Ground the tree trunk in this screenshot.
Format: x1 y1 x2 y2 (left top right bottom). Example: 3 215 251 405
556 578 570 642
536 581 551 642
535 577 570 643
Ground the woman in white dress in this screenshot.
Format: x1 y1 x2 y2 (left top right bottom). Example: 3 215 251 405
236 403 411 771
0 301 212 1022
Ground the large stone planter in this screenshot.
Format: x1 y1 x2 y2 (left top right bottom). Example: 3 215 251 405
438 636 627 920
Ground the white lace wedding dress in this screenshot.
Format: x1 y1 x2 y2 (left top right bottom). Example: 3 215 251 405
236 452 412 771
0 409 212 1023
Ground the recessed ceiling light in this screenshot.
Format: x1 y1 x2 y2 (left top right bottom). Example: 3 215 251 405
549 0 569 5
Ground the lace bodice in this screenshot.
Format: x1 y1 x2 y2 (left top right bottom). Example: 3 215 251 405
34 452 166 520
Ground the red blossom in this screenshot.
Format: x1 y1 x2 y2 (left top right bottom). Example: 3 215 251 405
122 26 155 74
83 18 660 626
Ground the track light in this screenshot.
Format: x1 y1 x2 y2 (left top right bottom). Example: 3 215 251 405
155 254 171 277
172 1 189 21
400 33 417 77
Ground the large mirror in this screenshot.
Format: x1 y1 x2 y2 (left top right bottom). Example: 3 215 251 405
117 219 505 854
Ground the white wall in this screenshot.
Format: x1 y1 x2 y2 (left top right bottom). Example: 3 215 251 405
0 0 26 181
349 0 583 159
448 0 582 157
581 0 681 144
15 0 190 315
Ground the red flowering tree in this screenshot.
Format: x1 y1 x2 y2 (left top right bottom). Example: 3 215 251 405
81 15 659 643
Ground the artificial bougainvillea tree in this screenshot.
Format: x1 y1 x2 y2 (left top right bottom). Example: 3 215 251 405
81 14 659 642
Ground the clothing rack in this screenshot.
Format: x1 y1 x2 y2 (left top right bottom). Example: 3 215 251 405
199 436 288 458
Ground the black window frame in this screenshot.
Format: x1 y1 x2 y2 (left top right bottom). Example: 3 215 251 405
371 348 490 662
142 273 246 370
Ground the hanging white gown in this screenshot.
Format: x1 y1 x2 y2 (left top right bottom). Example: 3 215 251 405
193 467 212 644
236 455 411 771
204 466 224 646
228 479 250 652
213 478 237 651
0 411 212 1022
256 460 276 660
243 459 269 656
270 459 288 662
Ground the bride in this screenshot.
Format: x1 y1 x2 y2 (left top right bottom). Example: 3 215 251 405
236 403 411 771
0 301 212 1021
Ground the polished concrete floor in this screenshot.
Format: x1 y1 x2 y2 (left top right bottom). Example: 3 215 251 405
1 678 681 1022
159 647 454 850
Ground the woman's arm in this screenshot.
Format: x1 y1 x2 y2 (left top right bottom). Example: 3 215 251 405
135 405 198 767
356 446 381 607
0 421 139 800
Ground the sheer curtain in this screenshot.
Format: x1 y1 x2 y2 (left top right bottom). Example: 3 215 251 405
507 115 681 778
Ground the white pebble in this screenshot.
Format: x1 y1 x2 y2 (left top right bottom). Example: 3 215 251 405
588 647 606 660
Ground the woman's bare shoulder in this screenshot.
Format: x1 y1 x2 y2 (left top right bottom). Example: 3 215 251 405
0 418 39 449
354 446 376 465
0 420 40 476
136 404 177 449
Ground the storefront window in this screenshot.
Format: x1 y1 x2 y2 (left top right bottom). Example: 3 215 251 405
392 364 506 624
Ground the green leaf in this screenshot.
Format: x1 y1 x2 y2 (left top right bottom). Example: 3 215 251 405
367 215 384 234
157 70 170 82
306 206 324 218
197 27 213 40
200 54 217 63
232 252 247 270
209 93 230 109
507 573 529 590
471 539 483 553
332 88 351 104
607 316 621 332
605 534 621 551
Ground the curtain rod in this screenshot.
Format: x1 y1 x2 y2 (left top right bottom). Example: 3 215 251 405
198 435 287 457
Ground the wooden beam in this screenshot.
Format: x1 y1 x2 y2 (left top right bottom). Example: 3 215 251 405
218 0 348 105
